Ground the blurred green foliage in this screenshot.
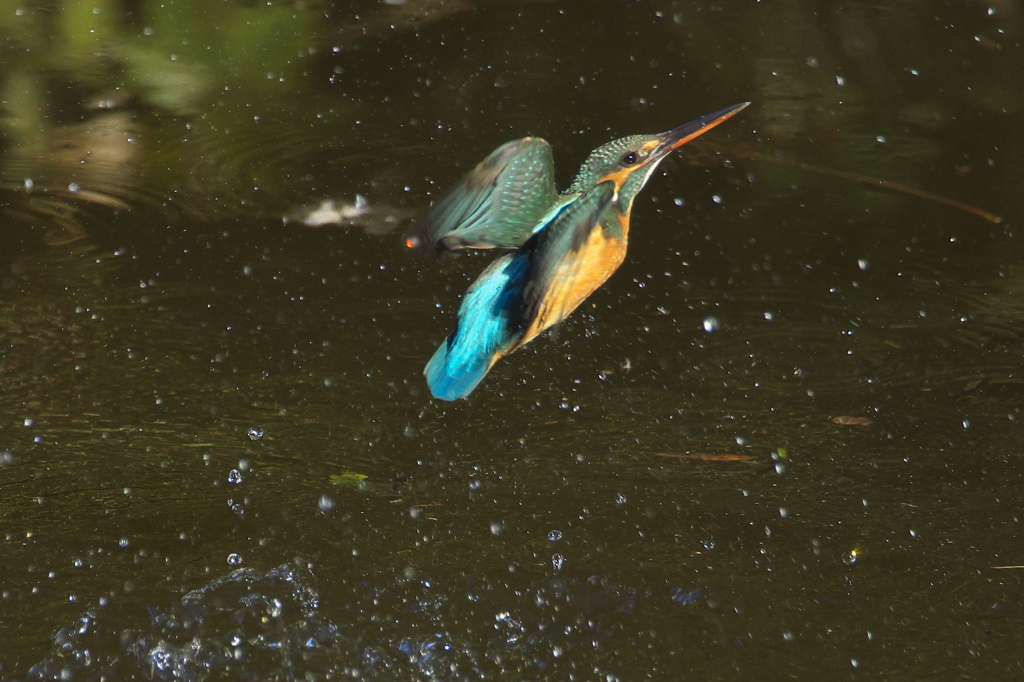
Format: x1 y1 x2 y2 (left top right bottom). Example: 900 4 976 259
1 0 326 114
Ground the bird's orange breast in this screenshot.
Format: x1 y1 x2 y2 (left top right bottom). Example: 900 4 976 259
517 212 630 348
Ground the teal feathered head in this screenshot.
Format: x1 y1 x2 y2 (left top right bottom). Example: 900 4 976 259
566 102 751 213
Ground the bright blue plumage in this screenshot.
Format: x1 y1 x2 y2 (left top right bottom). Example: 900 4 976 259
424 253 532 400
422 103 750 400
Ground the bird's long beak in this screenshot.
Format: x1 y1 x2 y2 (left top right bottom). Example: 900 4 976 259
651 102 750 160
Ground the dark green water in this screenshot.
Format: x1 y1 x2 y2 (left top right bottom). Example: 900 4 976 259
2 0 1024 679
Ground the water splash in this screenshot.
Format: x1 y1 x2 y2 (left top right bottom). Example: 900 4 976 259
26 562 667 680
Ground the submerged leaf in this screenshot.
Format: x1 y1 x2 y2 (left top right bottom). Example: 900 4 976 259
329 472 369 490
655 453 758 462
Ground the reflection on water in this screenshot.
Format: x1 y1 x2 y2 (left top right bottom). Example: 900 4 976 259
3 0 1024 679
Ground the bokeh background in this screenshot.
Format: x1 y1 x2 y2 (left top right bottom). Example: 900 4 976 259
2 0 1024 678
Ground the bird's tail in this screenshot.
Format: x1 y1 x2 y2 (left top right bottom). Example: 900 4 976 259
425 253 531 400
424 332 496 401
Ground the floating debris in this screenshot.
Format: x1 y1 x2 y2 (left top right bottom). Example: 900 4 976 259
284 194 413 234
655 453 758 462
832 416 874 426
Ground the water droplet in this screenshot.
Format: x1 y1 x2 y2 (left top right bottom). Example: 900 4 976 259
711 194 723 204
783 630 795 642
702 316 720 333
552 553 564 571
226 553 242 565
842 548 859 565
468 479 482 491
673 197 685 207
246 426 264 441
763 311 774 321
23 178 33 192
836 74 846 87
615 492 627 506
857 258 869 271
23 418 34 428
118 537 130 548
318 494 335 511
409 507 422 520
490 521 504 537
227 469 243 484
67 182 81 194
548 530 563 542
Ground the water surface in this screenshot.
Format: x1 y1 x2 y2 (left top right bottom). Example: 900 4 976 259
2 0 1023 678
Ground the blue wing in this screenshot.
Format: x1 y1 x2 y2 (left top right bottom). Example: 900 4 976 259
422 138 558 251
425 252 532 400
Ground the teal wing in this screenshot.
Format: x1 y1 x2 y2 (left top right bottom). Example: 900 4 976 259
515 181 617 332
423 137 558 251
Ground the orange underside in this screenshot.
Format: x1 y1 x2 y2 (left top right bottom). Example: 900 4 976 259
516 211 630 349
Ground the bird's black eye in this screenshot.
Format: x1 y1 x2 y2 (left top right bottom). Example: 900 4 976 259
620 151 639 166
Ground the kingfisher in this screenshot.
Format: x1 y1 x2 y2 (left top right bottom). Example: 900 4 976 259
422 102 749 401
